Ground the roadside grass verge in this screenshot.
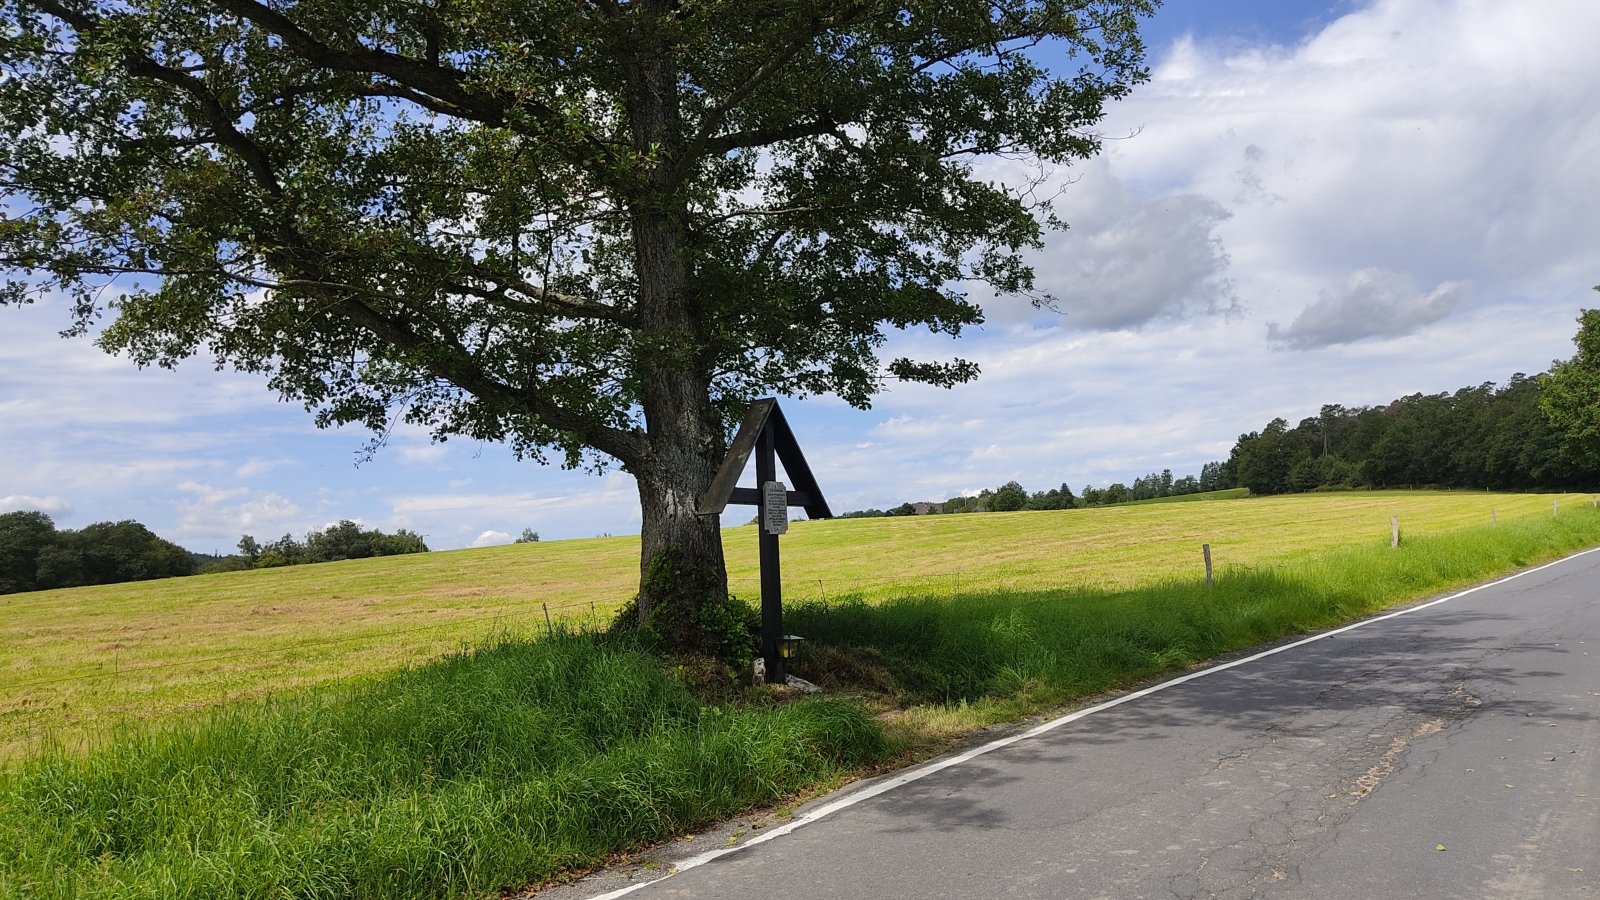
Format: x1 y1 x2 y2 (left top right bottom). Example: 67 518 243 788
787 509 1600 735
0 634 885 899
3 509 1599 899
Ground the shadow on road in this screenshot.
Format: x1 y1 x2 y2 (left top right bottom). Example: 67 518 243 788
856 603 1591 835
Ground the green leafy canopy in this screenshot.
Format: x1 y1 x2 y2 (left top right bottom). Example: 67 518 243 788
1541 295 1600 468
0 0 1156 472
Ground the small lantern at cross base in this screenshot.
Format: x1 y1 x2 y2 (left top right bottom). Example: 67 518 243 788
777 634 806 659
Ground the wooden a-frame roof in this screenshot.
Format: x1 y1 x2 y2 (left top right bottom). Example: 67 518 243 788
696 398 832 520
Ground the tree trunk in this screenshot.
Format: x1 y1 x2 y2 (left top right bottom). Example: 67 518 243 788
633 415 732 640
630 169 731 648
620 7 742 662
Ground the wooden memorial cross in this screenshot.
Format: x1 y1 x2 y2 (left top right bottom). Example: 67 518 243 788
697 398 832 684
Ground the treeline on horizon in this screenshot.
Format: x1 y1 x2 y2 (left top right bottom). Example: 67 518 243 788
1228 373 1596 495
0 512 192 594
0 514 428 596
844 370 1598 517
205 521 429 572
839 462 1233 518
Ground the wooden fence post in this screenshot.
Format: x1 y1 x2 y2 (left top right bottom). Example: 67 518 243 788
1202 543 1213 588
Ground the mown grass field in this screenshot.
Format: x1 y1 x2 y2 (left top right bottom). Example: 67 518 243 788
0 489 1588 758
1118 486 1248 505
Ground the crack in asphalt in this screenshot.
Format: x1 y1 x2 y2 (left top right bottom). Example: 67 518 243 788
1159 676 1489 899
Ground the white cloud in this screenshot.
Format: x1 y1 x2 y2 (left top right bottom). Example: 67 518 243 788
1094 0 1600 338
1267 269 1469 349
842 295 1575 510
397 443 451 464
173 482 304 542
0 495 72 517
470 530 513 548
383 472 641 544
234 457 295 478
1031 164 1238 330
3 455 220 497
0 302 281 431
390 492 572 516
175 481 248 504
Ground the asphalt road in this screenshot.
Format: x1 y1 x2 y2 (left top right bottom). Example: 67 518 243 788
581 549 1600 899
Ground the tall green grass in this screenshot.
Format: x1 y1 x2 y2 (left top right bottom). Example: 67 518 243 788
788 511 1600 707
0 634 885 899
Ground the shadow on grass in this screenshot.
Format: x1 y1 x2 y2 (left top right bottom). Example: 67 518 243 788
0 632 887 900
786 513 1600 715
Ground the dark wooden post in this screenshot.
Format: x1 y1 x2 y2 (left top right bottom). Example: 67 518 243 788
756 425 785 683
696 399 831 687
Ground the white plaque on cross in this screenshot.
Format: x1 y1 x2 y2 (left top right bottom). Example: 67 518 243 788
762 481 789 535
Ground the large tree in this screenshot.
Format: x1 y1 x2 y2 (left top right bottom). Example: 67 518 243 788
0 509 57 594
1542 302 1600 468
0 0 1156 650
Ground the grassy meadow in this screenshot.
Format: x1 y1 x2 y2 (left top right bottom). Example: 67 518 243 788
1118 486 1249 505
4 492 1600 897
1 489 1590 758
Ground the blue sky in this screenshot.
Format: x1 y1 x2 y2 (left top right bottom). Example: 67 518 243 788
3 0 1598 552
1137 0 1354 49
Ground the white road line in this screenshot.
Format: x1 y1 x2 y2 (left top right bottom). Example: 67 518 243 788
587 545 1600 900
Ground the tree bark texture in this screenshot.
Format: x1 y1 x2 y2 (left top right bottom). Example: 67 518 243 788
625 10 733 638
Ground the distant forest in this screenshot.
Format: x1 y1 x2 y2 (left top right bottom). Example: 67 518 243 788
838 461 1233 518
0 512 193 594
0 514 428 596
1227 373 1595 495
208 521 429 572
844 370 1599 518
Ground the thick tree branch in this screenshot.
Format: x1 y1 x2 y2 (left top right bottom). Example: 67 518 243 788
703 114 843 155
32 0 284 196
326 288 646 465
237 266 646 464
449 274 637 327
207 0 484 112
675 1 869 175
675 40 811 176
204 0 623 174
